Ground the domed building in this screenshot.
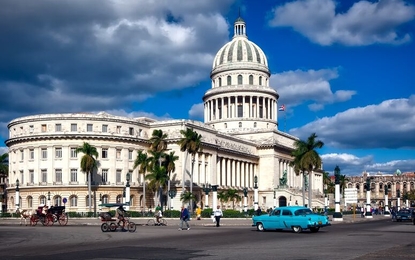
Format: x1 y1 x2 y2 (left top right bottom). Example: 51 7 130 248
4 17 325 214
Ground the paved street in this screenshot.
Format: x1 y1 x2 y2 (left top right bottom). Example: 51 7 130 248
1 214 414 260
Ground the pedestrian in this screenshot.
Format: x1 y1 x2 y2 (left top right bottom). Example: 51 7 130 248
196 206 202 220
256 207 262 216
179 205 190 231
214 205 223 227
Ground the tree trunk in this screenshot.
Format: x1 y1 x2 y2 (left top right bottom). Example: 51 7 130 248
302 174 306 206
189 156 195 212
182 152 188 194
308 171 313 209
88 171 92 213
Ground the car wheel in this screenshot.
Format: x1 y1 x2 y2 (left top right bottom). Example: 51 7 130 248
292 226 302 233
310 227 320 233
256 223 265 232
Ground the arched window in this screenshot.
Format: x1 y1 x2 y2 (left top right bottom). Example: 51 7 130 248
39 195 46 205
259 76 262 86
129 196 134 207
116 195 122 203
249 75 253 85
27 196 33 208
54 195 62 206
70 195 77 207
102 195 109 204
239 122 242 128
86 195 95 207
218 78 222 87
227 76 231 85
238 75 243 85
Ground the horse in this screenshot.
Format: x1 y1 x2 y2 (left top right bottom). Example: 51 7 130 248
15 209 33 226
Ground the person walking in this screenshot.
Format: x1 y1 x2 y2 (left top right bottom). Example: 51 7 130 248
196 206 202 220
214 205 223 227
179 205 190 230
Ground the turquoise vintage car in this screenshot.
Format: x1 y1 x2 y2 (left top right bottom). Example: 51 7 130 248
252 206 330 233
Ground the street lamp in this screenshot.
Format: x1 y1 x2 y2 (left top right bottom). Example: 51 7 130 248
273 190 276 208
384 186 390 216
125 173 131 210
168 190 177 209
202 184 211 208
397 189 401 210
333 166 343 221
364 177 374 218
15 179 20 210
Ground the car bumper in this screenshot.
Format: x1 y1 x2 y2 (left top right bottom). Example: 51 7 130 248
307 223 331 228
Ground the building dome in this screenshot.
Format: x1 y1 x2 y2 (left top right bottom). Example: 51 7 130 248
211 17 269 76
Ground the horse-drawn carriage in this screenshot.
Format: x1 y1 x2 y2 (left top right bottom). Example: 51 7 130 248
98 203 136 232
30 205 68 226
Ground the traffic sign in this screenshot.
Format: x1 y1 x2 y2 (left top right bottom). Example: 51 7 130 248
344 188 358 204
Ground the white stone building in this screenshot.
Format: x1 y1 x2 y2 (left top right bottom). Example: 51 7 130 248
5 17 324 213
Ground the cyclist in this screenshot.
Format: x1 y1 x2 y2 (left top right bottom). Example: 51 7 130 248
116 205 127 232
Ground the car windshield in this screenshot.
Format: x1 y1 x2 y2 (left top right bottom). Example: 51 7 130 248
398 210 410 214
294 208 313 216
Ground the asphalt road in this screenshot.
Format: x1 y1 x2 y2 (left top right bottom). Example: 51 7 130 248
0 215 414 260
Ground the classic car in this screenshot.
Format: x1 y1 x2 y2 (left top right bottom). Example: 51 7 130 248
252 206 330 233
392 209 413 222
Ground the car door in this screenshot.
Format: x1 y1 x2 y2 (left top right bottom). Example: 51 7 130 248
268 209 281 229
280 209 293 229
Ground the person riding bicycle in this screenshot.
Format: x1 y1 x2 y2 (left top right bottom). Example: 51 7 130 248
155 204 162 225
116 205 127 231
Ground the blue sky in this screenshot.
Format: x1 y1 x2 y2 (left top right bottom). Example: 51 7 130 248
0 0 414 176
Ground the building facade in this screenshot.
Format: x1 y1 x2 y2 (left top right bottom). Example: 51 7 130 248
5 17 326 213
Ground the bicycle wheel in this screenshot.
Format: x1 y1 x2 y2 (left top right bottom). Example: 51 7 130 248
101 223 110 232
160 219 167 226
109 223 117 232
58 213 68 226
127 222 136 232
146 219 155 226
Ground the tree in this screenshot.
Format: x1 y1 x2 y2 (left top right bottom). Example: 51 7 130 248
149 129 168 152
290 133 324 208
76 142 98 213
163 151 179 209
145 164 169 206
0 152 8 177
323 171 335 194
180 191 197 207
133 150 150 211
339 175 349 197
178 128 203 212
217 191 228 208
226 189 242 209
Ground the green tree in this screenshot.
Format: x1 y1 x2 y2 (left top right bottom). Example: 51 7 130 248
149 129 168 152
178 128 203 212
180 191 197 207
0 152 8 177
339 174 349 197
226 189 242 210
163 151 179 209
133 150 150 211
76 142 98 213
323 171 335 193
145 164 169 206
290 133 324 208
217 191 228 208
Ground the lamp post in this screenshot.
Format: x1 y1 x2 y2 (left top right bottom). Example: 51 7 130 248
243 188 248 212
384 186 390 216
212 185 218 211
202 184 211 208
273 190 277 208
47 191 51 207
125 173 131 210
122 187 126 205
333 166 343 221
168 190 176 210
15 179 20 210
254 176 258 211
397 189 401 211
365 177 373 218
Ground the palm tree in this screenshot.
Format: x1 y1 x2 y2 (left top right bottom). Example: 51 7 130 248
290 133 324 208
133 150 150 212
217 191 228 208
76 142 98 213
226 189 242 209
149 129 168 152
163 151 179 209
339 175 349 198
178 128 202 212
0 152 8 177
146 164 169 206
180 191 197 207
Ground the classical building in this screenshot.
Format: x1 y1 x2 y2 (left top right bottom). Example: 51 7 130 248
4 17 325 213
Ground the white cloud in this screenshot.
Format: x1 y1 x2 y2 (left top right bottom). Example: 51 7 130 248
269 0 415 46
271 68 356 110
188 103 204 119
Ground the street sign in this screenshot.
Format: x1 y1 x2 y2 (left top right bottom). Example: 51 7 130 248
344 188 358 204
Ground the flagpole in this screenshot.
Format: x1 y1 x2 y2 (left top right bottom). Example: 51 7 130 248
284 110 286 132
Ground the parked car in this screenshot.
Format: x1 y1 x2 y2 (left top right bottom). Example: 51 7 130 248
252 206 331 233
392 209 413 222
412 209 415 225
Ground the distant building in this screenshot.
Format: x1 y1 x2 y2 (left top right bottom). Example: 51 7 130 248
5 16 325 213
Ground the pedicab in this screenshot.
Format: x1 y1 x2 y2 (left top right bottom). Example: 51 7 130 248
98 203 136 232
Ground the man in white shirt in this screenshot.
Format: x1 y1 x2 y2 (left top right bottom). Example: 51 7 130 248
214 205 223 227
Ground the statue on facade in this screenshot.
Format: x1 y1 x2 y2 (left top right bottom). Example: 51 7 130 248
304 175 309 191
279 170 287 187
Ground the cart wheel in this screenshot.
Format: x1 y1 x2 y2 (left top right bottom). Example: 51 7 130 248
160 219 167 226
101 223 110 232
41 216 48 226
58 213 68 226
110 223 117 232
146 219 155 226
30 216 37 226
128 222 137 232
46 214 54 226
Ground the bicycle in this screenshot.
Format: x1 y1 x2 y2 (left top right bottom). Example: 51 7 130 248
146 217 167 226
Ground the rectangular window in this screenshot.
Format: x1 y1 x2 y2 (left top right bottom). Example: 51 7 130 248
29 170 34 183
116 149 121 159
102 169 108 183
70 148 77 158
70 196 77 207
237 105 243 117
102 124 108 133
129 127 134 135
55 169 62 183
116 126 121 134
20 150 24 161
87 124 93 132
71 123 77 132
41 169 47 183
102 148 108 159
55 123 62 132
116 170 122 183
20 170 24 185
29 149 34 160
41 148 47 159
29 125 34 133
70 169 77 182
55 147 62 158
128 150 133 160
41 124 47 132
